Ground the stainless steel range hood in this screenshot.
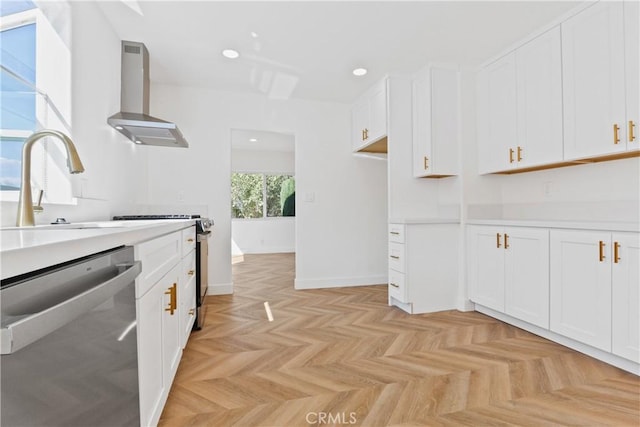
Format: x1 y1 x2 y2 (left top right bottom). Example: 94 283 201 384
108 41 188 148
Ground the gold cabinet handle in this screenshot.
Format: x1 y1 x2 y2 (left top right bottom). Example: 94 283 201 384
504 233 510 249
509 148 515 164
187 238 194 243
630 120 636 142
613 124 620 144
188 269 195 276
362 128 369 140
188 308 195 316
165 283 177 315
424 156 429 170
599 241 606 262
517 146 523 162
390 255 400 260
496 233 502 248
614 241 621 264
389 282 399 288
361 129 366 141
390 231 400 235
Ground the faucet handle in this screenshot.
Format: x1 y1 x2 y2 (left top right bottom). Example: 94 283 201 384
33 190 44 213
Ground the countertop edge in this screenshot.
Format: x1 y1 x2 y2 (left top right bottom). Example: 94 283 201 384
465 219 639 232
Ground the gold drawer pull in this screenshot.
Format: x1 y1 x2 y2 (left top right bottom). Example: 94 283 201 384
390 231 400 235
389 282 399 288
187 238 194 243
509 148 515 163
614 241 621 264
424 156 429 170
517 146 523 162
189 308 195 316
599 241 606 262
165 283 177 315
188 269 195 276
613 124 620 144
504 233 510 249
496 233 502 248
630 120 636 142
390 255 400 259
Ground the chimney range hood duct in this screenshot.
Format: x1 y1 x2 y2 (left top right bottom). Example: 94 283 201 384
108 41 188 148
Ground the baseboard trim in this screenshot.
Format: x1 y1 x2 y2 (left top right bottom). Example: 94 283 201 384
207 282 233 295
295 275 387 290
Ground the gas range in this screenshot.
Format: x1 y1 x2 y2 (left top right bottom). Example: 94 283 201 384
112 214 213 234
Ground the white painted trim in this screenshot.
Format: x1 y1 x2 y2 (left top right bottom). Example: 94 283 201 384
207 282 233 295
476 305 640 375
295 275 387 290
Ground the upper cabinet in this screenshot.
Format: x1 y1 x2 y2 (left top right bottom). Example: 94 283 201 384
477 27 563 174
412 65 460 178
476 1 639 175
351 79 388 154
562 1 638 159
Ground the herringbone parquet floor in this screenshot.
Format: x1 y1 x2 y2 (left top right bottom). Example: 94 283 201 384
159 253 640 426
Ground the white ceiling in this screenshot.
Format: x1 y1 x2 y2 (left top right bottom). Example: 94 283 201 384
231 129 295 152
96 0 579 104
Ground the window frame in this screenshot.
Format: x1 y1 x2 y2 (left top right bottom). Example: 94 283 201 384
231 171 295 220
0 4 75 205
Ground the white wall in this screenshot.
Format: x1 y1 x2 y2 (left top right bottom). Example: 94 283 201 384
231 147 295 255
147 86 388 293
0 1 146 227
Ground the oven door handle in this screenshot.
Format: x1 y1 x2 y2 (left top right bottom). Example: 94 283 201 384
0 261 141 355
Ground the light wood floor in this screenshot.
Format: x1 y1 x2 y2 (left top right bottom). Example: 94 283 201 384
159 253 640 426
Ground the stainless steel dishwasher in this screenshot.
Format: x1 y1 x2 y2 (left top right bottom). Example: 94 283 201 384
1 246 142 427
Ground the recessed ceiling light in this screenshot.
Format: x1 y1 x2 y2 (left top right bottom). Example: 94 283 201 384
249 138 258 142
222 49 240 59
353 68 368 76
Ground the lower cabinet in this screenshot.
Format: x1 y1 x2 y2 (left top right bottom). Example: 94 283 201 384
467 225 549 328
135 227 195 427
388 223 459 314
550 230 639 361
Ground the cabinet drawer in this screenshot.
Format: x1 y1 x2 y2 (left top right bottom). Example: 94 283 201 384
181 226 196 257
389 224 405 243
388 270 407 302
388 242 405 273
182 250 196 282
136 231 181 298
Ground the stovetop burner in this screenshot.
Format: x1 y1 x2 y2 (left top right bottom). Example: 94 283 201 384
113 214 200 220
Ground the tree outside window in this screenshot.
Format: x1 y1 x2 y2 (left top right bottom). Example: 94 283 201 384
231 172 295 218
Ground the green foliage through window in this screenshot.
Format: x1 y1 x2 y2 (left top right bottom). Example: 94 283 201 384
231 173 295 218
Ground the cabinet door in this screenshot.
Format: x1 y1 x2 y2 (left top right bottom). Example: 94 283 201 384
180 251 197 348
476 53 518 174
504 227 550 328
351 98 368 151
625 1 639 151
412 70 432 177
368 81 387 143
162 264 182 384
550 230 612 351
562 1 626 159
468 226 505 312
137 280 167 427
430 67 459 175
516 26 563 168
612 233 640 362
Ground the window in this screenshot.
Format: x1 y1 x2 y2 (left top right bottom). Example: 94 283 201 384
1 1 73 202
231 173 295 218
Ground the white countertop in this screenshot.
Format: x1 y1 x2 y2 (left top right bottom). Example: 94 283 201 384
389 218 460 225
0 219 195 280
466 219 639 232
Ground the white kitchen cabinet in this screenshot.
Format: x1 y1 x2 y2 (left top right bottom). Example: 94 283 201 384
562 1 630 159
388 223 459 314
477 26 563 174
612 233 640 363
550 230 613 351
351 79 388 153
624 1 639 152
135 228 192 427
179 227 197 348
412 65 459 178
476 53 517 174
468 225 549 328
